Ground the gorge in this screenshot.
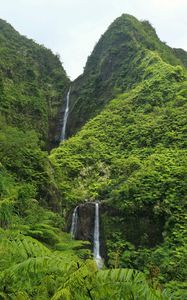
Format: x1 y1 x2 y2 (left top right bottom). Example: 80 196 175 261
0 14 186 299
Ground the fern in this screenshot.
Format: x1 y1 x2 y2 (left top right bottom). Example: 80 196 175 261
9 291 30 300
92 268 169 300
0 230 81 298
52 260 97 300
50 267 169 300
25 223 60 245
0 234 50 270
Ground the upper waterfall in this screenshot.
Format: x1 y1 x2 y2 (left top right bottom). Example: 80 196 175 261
61 87 71 141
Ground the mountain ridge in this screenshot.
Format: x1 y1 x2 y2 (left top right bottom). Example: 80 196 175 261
66 14 187 138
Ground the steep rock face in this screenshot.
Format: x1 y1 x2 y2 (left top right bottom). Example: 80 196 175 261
66 14 184 138
0 19 70 148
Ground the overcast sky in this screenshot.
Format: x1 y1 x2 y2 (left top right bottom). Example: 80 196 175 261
1 0 186 79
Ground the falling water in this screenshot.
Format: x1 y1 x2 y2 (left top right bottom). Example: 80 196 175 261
61 87 71 141
70 206 78 238
93 203 103 268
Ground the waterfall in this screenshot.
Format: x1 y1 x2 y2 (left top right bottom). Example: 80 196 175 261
61 87 71 141
69 202 103 268
93 203 103 268
70 206 78 238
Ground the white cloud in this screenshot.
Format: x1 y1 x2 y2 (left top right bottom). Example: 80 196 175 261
0 0 186 79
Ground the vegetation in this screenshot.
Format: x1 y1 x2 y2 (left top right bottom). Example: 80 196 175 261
50 22 187 298
0 14 186 299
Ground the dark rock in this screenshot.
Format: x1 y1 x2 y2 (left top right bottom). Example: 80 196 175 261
76 202 95 241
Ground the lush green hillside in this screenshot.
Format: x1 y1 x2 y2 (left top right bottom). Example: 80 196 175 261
66 14 186 138
0 18 71 220
0 19 70 147
50 17 187 298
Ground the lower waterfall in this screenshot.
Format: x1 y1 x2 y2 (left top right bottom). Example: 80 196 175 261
70 206 78 238
93 203 103 269
69 202 103 268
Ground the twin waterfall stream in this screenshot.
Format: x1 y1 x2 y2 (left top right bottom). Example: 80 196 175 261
61 89 103 268
70 203 103 269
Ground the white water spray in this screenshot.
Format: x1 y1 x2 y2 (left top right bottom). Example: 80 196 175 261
70 206 78 238
93 203 103 268
61 87 71 141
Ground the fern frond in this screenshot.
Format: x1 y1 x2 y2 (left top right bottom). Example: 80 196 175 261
93 268 169 300
0 234 51 270
52 288 71 300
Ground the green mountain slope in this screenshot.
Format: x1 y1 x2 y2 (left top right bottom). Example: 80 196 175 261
50 16 187 296
66 14 186 138
0 19 71 215
0 19 70 147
